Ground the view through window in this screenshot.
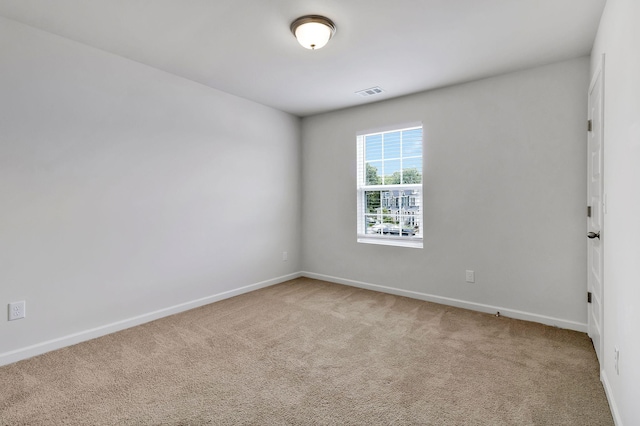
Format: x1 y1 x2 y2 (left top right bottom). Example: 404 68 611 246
357 125 423 248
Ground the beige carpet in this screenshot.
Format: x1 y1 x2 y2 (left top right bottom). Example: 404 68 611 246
0 278 613 425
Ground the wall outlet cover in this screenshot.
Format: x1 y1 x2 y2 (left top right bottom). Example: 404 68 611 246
465 270 475 283
8 301 26 321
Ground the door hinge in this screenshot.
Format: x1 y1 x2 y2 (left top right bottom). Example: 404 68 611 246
587 206 592 217
588 292 592 303
587 119 592 132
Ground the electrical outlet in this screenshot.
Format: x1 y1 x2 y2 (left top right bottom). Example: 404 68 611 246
465 270 475 283
282 251 288 261
614 347 620 375
8 301 26 321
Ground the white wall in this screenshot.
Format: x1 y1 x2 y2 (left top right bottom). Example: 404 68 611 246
591 0 640 423
302 57 590 330
0 17 301 364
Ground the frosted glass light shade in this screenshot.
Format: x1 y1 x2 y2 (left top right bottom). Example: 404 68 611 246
291 15 336 50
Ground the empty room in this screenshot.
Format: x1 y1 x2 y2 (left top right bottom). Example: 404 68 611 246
0 0 638 424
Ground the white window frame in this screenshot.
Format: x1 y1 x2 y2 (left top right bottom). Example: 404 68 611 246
356 123 423 249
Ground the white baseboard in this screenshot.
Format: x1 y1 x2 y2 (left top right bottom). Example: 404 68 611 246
301 271 588 333
601 370 623 425
0 272 302 367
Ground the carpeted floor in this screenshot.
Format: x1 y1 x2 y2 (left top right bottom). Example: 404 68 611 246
0 278 613 425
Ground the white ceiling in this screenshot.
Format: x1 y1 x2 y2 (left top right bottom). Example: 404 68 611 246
0 0 606 117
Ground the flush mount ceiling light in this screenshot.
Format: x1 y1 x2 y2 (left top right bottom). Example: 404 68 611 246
290 15 336 50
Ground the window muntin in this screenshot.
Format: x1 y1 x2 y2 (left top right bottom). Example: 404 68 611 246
357 125 423 248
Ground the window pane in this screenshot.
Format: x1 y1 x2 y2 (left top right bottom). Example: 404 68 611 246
402 157 422 184
365 134 382 162
402 129 423 157
383 159 401 184
366 161 382 185
365 190 381 213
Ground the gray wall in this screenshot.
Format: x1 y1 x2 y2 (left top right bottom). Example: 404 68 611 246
591 0 640 423
302 57 589 329
0 17 302 363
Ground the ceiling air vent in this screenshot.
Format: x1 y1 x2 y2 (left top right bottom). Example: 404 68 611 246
355 86 384 97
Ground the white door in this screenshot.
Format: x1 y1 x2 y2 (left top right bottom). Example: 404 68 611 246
587 56 604 365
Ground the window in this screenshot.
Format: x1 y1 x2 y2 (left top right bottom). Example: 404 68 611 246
357 124 423 248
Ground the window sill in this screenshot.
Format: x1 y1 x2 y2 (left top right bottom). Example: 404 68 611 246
357 235 423 249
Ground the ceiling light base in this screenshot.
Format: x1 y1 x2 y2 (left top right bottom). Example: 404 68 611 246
290 15 336 50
